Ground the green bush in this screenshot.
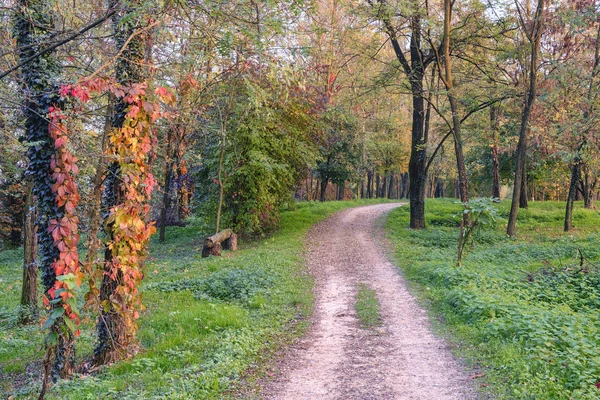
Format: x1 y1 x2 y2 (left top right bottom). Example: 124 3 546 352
153 267 274 303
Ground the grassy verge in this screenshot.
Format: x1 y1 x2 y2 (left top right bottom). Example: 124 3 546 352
386 199 600 399
355 283 381 329
0 199 391 399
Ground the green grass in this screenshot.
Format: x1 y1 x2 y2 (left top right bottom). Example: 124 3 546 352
355 283 381 329
386 198 600 399
0 199 392 399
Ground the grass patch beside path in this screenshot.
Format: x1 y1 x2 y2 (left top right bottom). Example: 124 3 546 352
355 283 381 329
386 199 600 400
0 199 390 399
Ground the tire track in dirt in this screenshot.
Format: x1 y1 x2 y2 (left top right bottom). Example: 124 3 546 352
262 203 475 400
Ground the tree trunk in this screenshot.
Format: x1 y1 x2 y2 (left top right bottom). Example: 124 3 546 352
519 160 528 208
490 105 501 198
320 177 328 202
388 172 394 199
215 129 225 233
15 0 76 381
440 0 468 204
367 170 372 198
400 173 407 198
95 0 149 365
455 179 460 198
408 72 427 228
159 129 174 242
581 168 596 209
360 179 365 199
314 179 320 201
435 179 444 198
564 159 580 231
378 7 429 228
507 0 544 237
19 180 37 324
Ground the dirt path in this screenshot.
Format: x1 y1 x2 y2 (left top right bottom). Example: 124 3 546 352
263 203 475 400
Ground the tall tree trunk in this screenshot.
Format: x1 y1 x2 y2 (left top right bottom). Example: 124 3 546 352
376 5 430 228
388 172 394 199
360 178 365 199
507 0 545 237
367 170 372 198
440 0 468 204
19 180 37 324
159 128 174 242
581 168 596 209
337 182 345 200
490 105 501 198
95 0 149 365
15 0 77 381
314 179 320 201
215 131 225 232
375 173 380 198
408 70 427 227
564 158 580 231
320 178 328 202
519 158 529 208
400 172 408 198
435 179 444 198
566 23 600 228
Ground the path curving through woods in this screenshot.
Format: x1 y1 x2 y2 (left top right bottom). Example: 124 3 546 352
263 203 475 400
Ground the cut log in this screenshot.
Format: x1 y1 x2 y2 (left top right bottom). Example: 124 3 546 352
202 229 237 257
202 242 222 257
223 233 238 251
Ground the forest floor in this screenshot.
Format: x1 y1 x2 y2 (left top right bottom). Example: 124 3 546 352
262 203 475 399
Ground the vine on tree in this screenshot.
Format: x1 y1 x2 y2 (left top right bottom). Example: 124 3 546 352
39 102 83 388
61 78 173 362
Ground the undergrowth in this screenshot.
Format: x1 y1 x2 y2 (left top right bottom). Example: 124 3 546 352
386 199 600 399
0 199 390 399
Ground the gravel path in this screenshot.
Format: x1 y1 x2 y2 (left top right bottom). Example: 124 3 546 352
262 203 475 400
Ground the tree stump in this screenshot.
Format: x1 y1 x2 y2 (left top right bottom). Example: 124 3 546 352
202 229 237 257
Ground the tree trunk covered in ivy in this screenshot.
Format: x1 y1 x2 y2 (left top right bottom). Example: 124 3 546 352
19 180 37 324
95 0 148 365
14 0 76 381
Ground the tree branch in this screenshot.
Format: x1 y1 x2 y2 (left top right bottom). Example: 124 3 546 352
0 9 117 81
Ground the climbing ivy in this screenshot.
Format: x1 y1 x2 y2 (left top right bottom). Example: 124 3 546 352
61 76 173 363
13 0 81 383
41 104 83 383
